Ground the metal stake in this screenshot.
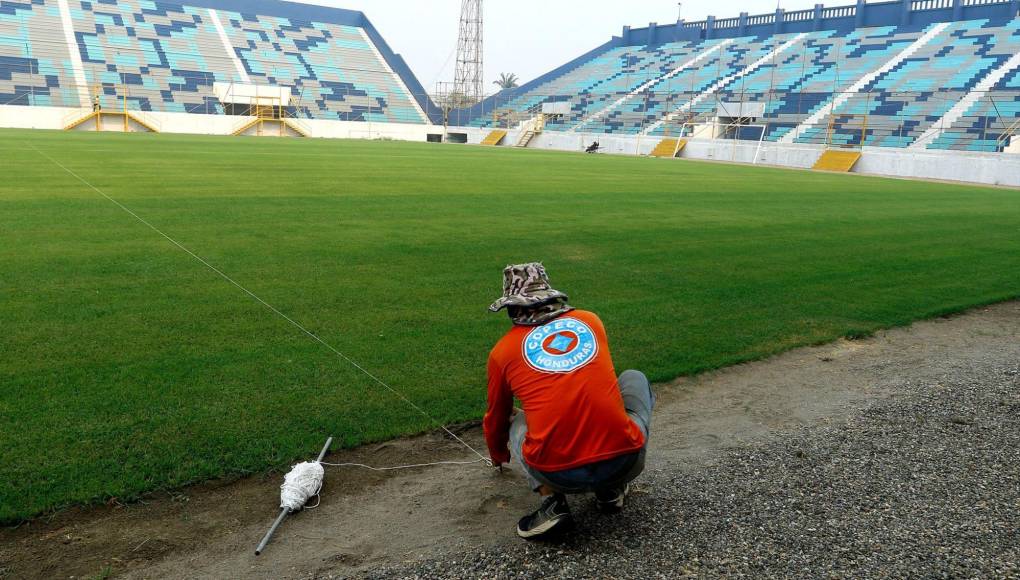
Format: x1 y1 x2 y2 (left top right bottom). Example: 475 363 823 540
255 436 334 556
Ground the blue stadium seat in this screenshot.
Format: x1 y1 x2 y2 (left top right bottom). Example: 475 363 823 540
472 15 1020 151
0 0 426 124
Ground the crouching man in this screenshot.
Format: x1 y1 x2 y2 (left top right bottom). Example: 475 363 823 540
484 263 655 539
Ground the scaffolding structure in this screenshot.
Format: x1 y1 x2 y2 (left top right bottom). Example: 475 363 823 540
454 0 484 104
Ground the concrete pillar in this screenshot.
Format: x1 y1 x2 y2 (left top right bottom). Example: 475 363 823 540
706 16 716 40
622 26 631 45
775 9 785 35
855 0 866 28
674 20 685 43
738 12 748 36
901 0 911 26
648 22 658 45
814 4 824 31
952 0 963 20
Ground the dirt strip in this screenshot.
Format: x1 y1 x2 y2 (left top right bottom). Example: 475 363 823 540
1 301 1017 579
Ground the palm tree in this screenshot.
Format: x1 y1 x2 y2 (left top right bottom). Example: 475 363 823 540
493 73 520 91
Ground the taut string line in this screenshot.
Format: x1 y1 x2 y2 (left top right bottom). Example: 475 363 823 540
30 144 491 466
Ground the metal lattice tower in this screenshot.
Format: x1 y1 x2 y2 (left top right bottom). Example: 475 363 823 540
454 0 484 103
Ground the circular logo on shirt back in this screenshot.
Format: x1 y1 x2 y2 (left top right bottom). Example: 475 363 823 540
523 318 599 374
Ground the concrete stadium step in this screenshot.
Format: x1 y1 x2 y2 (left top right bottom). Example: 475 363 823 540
813 150 862 172
641 33 808 136
649 138 687 158
63 111 160 133
570 40 733 133
283 119 311 137
232 117 306 137
481 130 507 146
516 130 536 148
781 22 952 144
911 50 1020 150
63 111 97 131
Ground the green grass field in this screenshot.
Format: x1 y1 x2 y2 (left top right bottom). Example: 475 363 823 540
1 128 1018 523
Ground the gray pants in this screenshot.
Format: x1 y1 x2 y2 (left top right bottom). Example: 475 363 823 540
509 370 655 494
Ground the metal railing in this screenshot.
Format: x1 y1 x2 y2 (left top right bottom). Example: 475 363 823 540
996 118 1020 148
459 87 1020 149
55 83 165 132
6 81 1020 151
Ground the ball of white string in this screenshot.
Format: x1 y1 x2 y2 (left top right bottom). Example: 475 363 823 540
280 462 325 512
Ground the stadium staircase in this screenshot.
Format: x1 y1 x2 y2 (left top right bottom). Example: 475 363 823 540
812 150 862 172
232 104 310 137
516 130 537 148
232 118 310 137
998 119 1020 152
481 130 508 146
649 138 687 158
515 115 546 148
63 110 161 133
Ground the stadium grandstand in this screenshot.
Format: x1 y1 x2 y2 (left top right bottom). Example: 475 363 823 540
462 1 1020 155
0 0 1019 183
3 2 1020 576
0 0 430 134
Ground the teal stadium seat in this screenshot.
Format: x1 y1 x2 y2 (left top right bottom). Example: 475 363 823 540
0 0 426 123
469 14 1020 152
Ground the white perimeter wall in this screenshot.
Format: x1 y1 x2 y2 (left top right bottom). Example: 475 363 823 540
454 125 1020 188
3 104 1019 188
0 104 435 140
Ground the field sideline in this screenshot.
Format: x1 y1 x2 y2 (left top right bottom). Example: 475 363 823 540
1 129 1018 523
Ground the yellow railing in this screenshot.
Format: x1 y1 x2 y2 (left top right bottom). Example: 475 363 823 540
663 110 711 138
997 118 1020 149
230 94 311 137
61 83 162 132
283 88 312 137
62 107 94 130
283 114 312 137
825 113 869 150
130 110 163 133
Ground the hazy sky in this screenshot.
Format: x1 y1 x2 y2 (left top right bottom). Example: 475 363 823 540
291 0 826 94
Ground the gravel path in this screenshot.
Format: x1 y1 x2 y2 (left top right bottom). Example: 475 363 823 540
368 360 1020 579
6 305 1016 579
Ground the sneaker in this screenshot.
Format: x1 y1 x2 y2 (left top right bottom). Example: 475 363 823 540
516 494 573 539
595 483 630 514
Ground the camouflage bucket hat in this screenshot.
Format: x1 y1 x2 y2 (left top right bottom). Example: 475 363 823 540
488 263 570 313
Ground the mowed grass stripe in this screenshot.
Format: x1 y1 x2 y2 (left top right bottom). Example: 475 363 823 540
1 129 1018 522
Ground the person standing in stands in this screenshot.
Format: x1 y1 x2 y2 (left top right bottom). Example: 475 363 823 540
484 262 655 539
92 94 101 113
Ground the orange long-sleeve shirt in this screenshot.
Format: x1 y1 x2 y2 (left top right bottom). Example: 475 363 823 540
483 310 646 472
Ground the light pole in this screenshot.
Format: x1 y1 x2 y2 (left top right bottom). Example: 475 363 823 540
669 2 683 137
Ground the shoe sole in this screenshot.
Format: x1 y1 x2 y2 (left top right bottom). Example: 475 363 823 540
516 514 573 539
596 501 624 514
